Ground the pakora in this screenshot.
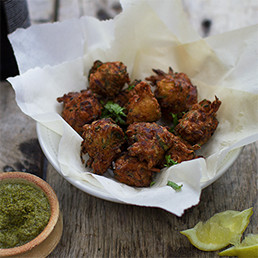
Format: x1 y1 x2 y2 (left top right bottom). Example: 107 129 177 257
57 89 102 136
174 96 221 146
163 135 199 166
57 60 222 188
80 118 125 175
113 79 142 107
146 67 197 119
114 153 160 187
126 122 175 168
125 81 161 124
89 61 130 97
88 60 103 81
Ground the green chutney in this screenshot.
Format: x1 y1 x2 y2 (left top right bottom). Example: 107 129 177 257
0 181 51 249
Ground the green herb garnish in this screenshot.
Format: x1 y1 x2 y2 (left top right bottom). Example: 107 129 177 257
167 180 183 191
101 101 126 124
127 79 141 91
169 113 179 132
150 181 156 187
127 84 136 91
164 155 178 167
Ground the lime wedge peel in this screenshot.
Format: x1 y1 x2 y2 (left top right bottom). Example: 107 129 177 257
219 234 258 257
180 207 254 252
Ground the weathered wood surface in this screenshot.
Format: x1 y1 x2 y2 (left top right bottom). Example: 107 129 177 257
1 1 258 257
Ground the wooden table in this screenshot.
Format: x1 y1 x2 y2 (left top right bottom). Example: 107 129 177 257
1 1 257 257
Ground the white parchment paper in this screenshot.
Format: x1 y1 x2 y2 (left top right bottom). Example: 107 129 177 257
8 0 258 216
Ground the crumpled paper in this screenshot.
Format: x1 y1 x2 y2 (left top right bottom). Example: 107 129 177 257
7 0 258 216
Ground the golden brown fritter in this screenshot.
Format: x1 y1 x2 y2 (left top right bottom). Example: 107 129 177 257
89 61 130 98
163 135 199 166
125 81 161 124
80 118 125 175
113 79 142 107
146 67 197 119
88 60 103 81
57 89 102 136
174 96 221 146
114 153 160 187
126 122 175 168
58 60 222 187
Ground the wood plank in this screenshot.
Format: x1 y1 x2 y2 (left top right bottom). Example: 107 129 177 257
27 0 56 23
183 0 258 36
1 1 257 257
56 0 258 32
56 0 80 21
0 81 46 179
40 1 257 257
46 142 257 257
58 0 121 20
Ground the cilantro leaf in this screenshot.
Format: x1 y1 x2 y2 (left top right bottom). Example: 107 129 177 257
101 101 126 125
169 113 179 132
127 84 136 91
127 79 141 91
167 181 183 191
164 155 178 167
150 181 156 187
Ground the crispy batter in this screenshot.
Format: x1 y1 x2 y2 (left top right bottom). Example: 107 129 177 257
174 96 221 146
88 60 103 81
114 153 160 187
89 61 130 97
146 67 197 119
125 81 161 124
163 135 199 166
126 122 175 168
80 118 125 175
113 80 161 124
113 80 142 107
57 61 222 187
57 89 102 136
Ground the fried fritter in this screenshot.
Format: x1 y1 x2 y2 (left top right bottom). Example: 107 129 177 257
89 61 130 97
80 118 125 175
174 96 221 146
163 135 199 166
146 67 197 119
125 81 161 124
88 60 103 81
126 122 175 168
57 89 102 136
113 79 142 107
114 153 160 187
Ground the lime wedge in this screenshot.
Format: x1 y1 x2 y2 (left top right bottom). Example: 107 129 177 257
180 208 253 251
219 234 258 257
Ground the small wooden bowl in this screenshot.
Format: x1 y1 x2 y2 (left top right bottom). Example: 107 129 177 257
0 172 63 258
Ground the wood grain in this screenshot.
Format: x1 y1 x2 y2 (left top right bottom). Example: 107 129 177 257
27 0 56 23
183 0 258 37
0 81 45 179
45 142 257 258
1 1 258 257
